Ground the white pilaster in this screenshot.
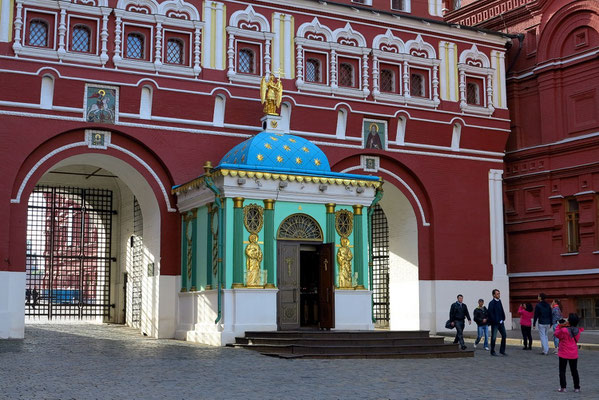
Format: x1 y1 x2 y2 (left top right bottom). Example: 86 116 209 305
0 271 26 339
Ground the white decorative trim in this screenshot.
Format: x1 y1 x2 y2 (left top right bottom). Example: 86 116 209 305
297 17 333 42
10 137 176 212
372 29 405 53
332 22 366 47
341 165 430 226
229 4 269 32
158 0 200 21
405 34 436 59
489 169 505 278
459 44 490 68
116 0 159 15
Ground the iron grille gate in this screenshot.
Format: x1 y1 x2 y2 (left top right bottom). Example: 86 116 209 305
26 186 113 319
371 204 390 327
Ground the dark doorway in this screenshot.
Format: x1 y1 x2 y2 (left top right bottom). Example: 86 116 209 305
277 242 334 330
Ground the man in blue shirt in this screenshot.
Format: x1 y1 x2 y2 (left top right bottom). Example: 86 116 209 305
488 288 507 356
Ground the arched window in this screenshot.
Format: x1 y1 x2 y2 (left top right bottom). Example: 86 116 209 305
410 73 425 97
28 19 48 47
380 69 394 92
306 58 321 82
166 38 184 64
466 82 481 105
126 33 144 59
71 25 91 53
277 214 323 241
238 48 255 74
339 62 354 87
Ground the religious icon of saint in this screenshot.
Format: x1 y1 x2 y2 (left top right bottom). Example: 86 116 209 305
365 122 383 149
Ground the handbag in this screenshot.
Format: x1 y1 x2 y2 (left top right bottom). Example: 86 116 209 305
445 319 454 329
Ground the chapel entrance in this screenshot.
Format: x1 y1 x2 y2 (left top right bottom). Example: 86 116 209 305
276 242 334 330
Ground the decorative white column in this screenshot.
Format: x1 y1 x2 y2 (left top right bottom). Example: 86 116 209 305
193 25 202 77
12 0 23 53
361 52 369 97
283 16 292 78
486 73 495 114
264 36 271 77
372 55 380 96
403 60 410 97
226 32 235 79
57 8 67 59
295 43 304 87
100 9 110 66
432 64 439 106
113 14 123 63
458 69 466 109
154 20 163 70
330 49 337 89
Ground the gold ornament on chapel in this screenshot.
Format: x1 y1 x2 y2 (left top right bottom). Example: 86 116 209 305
335 210 354 289
260 74 283 115
244 204 264 287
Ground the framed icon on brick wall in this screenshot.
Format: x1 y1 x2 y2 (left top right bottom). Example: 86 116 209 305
363 119 386 150
84 84 119 124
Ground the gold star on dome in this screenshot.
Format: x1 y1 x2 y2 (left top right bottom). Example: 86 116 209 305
283 145 291 151
257 154 264 161
289 138 296 143
295 157 302 164
314 158 321 166
302 146 309 153
270 136 279 141
275 133 283 136
241 155 245 162
264 143 272 149
276 155 283 163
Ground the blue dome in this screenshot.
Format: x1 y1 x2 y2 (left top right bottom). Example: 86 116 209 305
219 131 331 173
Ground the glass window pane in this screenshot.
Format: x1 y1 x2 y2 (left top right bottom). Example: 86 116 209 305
411 73 424 97
166 39 183 64
380 69 394 92
29 20 48 47
72 25 90 53
126 33 144 59
306 59 320 82
238 49 254 74
339 63 353 87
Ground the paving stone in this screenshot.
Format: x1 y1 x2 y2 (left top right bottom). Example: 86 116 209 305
0 324 597 399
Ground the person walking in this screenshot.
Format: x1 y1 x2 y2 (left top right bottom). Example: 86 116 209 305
555 313 584 393
533 293 552 355
518 303 534 350
473 298 489 350
552 299 562 354
488 289 507 356
449 294 472 350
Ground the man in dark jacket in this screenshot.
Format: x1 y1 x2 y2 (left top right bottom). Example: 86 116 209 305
533 292 552 355
473 299 489 350
488 288 507 356
449 294 472 350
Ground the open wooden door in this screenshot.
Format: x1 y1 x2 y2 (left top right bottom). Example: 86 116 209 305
318 243 335 329
277 242 300 330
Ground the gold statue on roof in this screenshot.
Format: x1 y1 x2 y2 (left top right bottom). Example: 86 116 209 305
260 74 283 116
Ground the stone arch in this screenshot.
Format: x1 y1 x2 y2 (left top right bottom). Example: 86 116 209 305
296 17 333 42
537 1 599 61
458 44 490 67
372 29 405 53
116 0 159 14
332 23 366 47
405 34 436 59
157 0 200 20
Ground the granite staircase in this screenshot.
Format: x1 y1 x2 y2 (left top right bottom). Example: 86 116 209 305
228 330 473 359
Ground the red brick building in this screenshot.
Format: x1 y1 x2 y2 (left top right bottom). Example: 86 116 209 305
0 0 512 340
446 0 599 328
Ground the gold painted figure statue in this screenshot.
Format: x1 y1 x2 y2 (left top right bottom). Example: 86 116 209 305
260 74 283 115
245 233 263 287
337 237 353 288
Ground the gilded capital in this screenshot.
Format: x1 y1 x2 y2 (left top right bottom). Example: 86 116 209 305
325 203 336 214
233 197 244 208
264 199 275 210
353 205 363 215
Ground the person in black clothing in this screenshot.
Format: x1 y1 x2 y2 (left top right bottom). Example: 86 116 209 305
449 294 472 350
488 288 507 356
473 298 489 350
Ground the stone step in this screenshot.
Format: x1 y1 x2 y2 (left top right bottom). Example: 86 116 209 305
232 343 464 355
262 349 474 359
241 330 431 339
235 336 446 346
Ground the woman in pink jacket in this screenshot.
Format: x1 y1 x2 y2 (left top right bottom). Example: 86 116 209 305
555 313 584 393
518 303 534 350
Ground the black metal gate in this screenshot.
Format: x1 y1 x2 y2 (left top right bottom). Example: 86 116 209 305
371 204 390 327
26 186 113 319
130 197 143 328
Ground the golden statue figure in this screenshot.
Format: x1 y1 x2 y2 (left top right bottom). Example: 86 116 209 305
245 233 263 287
337 237 353 288
260 74 283 115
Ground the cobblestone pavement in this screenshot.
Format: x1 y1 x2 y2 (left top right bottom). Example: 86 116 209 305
1 324 598 400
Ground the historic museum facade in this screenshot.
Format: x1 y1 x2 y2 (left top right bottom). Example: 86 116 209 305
0 0 513 342
446 0 599 328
